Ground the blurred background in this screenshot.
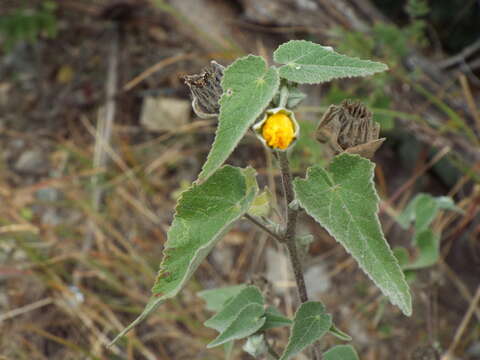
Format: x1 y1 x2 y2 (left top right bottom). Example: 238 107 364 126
0 0 479 359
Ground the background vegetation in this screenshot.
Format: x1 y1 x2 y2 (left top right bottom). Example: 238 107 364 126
0 0 479 359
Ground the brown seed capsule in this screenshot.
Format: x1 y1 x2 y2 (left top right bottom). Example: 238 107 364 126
183 61 224 119
315 100 385 159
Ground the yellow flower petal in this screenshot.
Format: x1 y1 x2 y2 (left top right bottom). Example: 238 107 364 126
261 112 295 150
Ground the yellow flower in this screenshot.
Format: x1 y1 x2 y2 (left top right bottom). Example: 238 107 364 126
253 107 299 151
261 112 295 150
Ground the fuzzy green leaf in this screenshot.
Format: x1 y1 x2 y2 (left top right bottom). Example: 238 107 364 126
110 166 258 345
274 40 388 84
207 303 266 348
204 286 264 332
198 284 248 312
293 154 412 316
199 55 279 181
324 345 359 360
279 301 332 360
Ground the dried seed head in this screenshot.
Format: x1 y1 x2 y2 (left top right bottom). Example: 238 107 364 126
183 61 224 119
316 100 385 158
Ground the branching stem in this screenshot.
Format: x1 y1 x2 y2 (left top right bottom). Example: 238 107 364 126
244 214 283 243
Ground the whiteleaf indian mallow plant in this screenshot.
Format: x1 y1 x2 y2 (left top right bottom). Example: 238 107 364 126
110 40 412 359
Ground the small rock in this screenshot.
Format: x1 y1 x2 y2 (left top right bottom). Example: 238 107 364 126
41 208 62 226
140 97 190 132
36 187 60 202
14 150 48 174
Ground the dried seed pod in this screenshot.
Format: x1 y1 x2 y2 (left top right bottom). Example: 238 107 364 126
183 61 224 119
315 99 385 158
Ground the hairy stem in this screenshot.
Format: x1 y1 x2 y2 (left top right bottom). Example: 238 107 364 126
279 151 322 360
278 152 308 303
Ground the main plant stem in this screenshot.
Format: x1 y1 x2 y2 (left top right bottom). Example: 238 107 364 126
278 152 308 303
279 151 321 360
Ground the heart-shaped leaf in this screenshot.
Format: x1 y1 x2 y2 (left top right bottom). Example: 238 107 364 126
293 154 412 316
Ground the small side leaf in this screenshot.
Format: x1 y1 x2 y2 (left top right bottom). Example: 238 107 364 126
204 286 264 332
199 55 280 181
274 40 388 84
198 284 248 312
260 306 292 331
293 154 412 316
324 345 359 360
248 188 272 217
413 194 439 233
404 230 440 270
110 166 258 345
279 301 332 360
329 324 352 341
397 194 463 233
207 303 266 348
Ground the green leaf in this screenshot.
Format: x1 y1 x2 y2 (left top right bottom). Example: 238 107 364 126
397 194 462 234
204 286 264 332
199 55 280 181
248 189 272 217
293 154 412 316
110 166 258 345
403 229 440 270
198 284 247 312
260 306 292 331
207 303 266 348
273 40 388 84
412 194 439 232
279 301 332 360
324 345 359 360
329 324 352 341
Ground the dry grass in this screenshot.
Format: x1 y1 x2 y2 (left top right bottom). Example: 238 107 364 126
1 1 480 360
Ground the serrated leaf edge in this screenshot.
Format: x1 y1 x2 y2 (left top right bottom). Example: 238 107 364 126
294 154 412 316
274 40 388 84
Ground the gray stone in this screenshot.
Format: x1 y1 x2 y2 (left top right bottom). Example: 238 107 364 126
14 150 48 174
140 97 190 132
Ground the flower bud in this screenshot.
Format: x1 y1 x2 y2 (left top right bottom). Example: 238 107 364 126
315 100 385 158
183 61 224 119
253 107 299 151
